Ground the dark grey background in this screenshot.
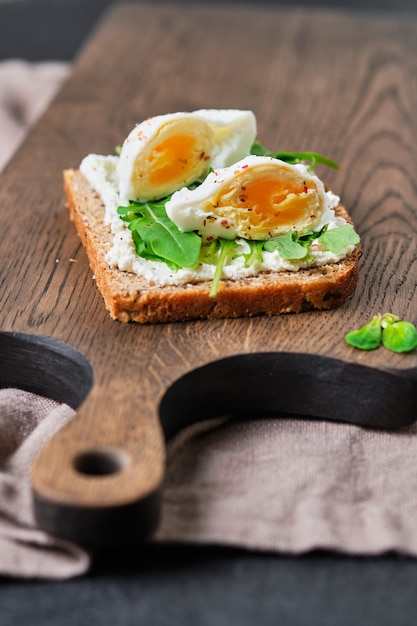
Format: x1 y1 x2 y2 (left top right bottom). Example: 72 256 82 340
2 544 417 625
1 0 417 60
2 0 417 624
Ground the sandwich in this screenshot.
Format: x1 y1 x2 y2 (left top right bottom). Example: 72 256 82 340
63 109 361 323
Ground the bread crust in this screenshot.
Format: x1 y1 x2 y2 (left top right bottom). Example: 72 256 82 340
63 169 361 323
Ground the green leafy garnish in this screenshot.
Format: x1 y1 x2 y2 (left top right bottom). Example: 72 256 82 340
345 314 383 351
209 239 239 298
117 198 201 270
243 240 264 267
263 230 309 260
381 315 417 353
345 313 417 353
250 140 339 172
263 224 358 261
318 224 360 253
199 239 221 264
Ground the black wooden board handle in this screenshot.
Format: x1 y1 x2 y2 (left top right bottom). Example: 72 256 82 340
0 331 93 408
160 352 417 438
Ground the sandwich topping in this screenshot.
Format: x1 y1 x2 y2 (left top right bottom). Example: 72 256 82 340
165 155 333 241
117 109 257 204
79 109 360 295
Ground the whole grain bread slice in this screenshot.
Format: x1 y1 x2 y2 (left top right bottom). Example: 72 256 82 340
63 169 361 324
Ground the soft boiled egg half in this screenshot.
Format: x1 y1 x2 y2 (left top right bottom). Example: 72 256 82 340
165 155 334 241
117 109 257 203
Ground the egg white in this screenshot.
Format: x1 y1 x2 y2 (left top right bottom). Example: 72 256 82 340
165 155 334 241
117 109 256 204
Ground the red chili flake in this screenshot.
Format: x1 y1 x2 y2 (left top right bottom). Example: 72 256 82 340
220 219 229 226
206 235 214 242
304 186 309 193
241 165 249 169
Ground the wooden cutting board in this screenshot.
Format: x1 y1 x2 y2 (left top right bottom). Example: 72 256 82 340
0 1 416 546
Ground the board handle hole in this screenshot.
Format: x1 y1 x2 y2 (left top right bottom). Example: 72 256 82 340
73 448 127 476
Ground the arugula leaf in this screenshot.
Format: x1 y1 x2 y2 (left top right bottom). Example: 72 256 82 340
199 239 221 264
260 223 357 262
210 239 239 298
317 224 360 254
299 228 325 247
117 199 201 269
250 140 339 171
263 231 308 260
243 240 265 267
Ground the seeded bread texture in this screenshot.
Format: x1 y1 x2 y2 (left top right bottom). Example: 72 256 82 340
63 168 361 324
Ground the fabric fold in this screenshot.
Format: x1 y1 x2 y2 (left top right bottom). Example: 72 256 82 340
154 416 417 558
0 59 70 171
0 388 90 580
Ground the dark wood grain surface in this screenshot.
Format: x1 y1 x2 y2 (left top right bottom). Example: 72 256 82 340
0 1 416 543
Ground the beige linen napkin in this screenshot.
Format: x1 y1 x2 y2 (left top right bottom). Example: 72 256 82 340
0 388 90 579
3 385 417 580
0 59 70 171
155 416 417 556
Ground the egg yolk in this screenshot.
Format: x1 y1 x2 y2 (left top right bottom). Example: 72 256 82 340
147 135 200 186
216 167 321 239
131 118 213 200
